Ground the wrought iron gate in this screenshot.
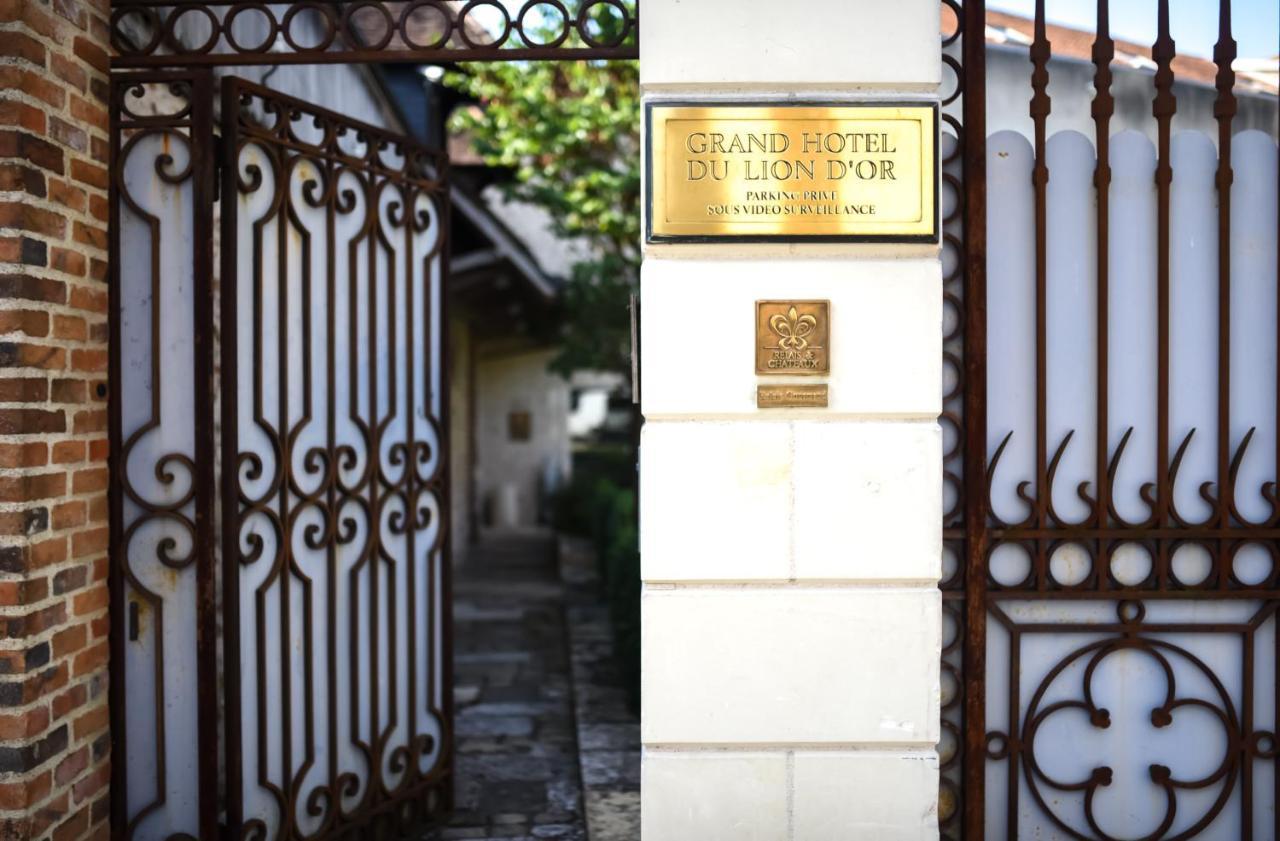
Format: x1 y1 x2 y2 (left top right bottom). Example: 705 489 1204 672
107 6 636 837
943 1 1279 838
109 71 452 841
107 1 1276 839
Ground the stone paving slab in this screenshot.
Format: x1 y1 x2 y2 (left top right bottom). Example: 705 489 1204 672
422 531 640 841
425 532 588 841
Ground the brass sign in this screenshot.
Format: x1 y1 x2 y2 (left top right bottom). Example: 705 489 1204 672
646 102 937 243
757 384 829 409
756 300 830 375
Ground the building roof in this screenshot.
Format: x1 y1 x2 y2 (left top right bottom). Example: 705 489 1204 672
450 186 558 300
983 9 1278 96
372 65 559 305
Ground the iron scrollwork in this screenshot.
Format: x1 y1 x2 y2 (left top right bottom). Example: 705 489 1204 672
109 70 220 841
221 78 452 841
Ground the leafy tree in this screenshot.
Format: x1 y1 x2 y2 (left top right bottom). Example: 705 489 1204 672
445 13 640 378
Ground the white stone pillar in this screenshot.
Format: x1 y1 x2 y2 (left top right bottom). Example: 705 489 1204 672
638 3 943 839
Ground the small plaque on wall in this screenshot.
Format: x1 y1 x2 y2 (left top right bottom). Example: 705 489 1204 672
757 384 829 409
646 102 938 243
756 300 829 375
508 411 531 442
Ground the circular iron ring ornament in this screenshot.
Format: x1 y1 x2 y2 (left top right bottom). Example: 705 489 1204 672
280 3 339 53
164 4 221 55
1013 608 1245 840
515 1 572 48
577 0 633 47
344 1 399 51
223 3 280 54
110 0 638 64
110 5 163 57
399 1 453 51
457 0 512 49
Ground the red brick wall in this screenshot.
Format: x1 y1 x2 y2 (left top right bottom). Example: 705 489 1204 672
0 0 111 838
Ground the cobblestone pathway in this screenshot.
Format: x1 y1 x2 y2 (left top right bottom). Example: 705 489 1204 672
425 531 595 841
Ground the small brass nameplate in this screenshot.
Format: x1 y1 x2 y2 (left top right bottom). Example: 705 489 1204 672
757 384 829 409
647 102 937 243
756 300 829 376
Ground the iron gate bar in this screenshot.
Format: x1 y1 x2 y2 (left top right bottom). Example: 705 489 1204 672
1029 1 1047 575
1153 0 1174 546
958 1 987 838
109 0 639 67
108 67 219 841
1092 0 1112 549
1214 4 1236 566
218 77 238 838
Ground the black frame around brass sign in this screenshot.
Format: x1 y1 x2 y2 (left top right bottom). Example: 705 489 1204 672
646 101 939 244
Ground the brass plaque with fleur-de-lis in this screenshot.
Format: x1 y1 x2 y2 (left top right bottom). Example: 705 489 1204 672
755 300 830 376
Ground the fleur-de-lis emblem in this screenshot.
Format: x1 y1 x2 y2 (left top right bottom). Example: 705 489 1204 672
769 306 818 350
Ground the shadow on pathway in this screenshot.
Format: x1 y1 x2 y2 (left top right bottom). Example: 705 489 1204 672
426 530 638 841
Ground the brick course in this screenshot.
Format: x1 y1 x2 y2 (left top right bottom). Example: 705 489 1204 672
0 0 110 838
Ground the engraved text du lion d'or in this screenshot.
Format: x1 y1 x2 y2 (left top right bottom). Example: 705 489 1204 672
755 300 830 375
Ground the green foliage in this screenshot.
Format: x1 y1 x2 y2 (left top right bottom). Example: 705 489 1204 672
573 442 637 490
547 255 635 377
601 495 640 712
551 471 605 537
445 11 640 377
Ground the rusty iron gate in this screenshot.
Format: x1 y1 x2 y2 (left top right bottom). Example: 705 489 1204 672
107 5 639 840
108 68 220 841
942 0 1279 839
109 71 453 841
107 1 1278 839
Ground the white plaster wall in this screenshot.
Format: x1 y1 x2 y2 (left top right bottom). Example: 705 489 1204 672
643 751 941 841
639 2 943 838
642 753 788 841
641 0 940 89
641 420 942 583
792 752 941 840
643 587 940 745
641 258 941 418
474 348 572 529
